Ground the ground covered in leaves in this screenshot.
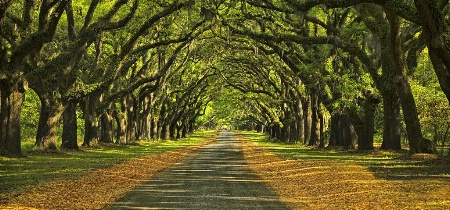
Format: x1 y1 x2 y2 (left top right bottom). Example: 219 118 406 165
2 131 449 209
1 139 213 210
241 135 450 209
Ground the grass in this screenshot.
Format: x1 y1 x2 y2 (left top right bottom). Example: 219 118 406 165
0 130 216 200
239 130 450 209
238 131 450 180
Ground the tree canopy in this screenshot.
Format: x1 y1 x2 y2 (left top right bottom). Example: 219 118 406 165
1 0 450 156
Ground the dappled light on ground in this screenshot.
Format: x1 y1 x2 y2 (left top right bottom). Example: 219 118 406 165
241 136 450 209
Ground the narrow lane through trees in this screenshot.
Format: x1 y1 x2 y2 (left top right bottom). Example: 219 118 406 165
105 131 289 209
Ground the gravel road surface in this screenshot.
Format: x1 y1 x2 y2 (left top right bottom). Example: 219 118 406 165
104 131 290 209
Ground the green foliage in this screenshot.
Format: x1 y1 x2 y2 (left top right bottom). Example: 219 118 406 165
196 88 250 129
412 82 450 146
20 90 40 141
411 48 450 146
3 0 450 156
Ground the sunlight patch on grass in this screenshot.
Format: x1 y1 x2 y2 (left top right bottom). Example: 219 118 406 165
240 131 398 162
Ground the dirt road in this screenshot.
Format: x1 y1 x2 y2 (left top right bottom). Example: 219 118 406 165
105 131 289 209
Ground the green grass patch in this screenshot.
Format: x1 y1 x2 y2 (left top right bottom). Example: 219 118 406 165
238 130 450 180
0 130 216 198
238 131 397 161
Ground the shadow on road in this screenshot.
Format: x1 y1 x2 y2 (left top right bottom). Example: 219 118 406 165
104 131 290 209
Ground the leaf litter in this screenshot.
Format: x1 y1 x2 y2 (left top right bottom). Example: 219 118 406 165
1 139 213 210
2 136 449 209
241 140 450 210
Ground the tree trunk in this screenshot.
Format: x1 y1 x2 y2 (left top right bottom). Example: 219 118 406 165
342 112 356 149
318 110 325 148
140 109 151 140
35 93 64 151
386 11 425 153
291 119 299 143
151 117 159 140
82 95 100 146
380 92 402 150
188 118 196 134
297 98 304 143
169 121 177 139
126 96 138 142
62 100 78 150
83 115 99 146
359 4 402 151
114 109 127 144
0 84 24 156
126 115 136 142
181 120 189 138
100 110 114 143
281 100 291 142
176 125 182 140
349 111 364 150
308 94 320 146
414 0 450 103
163 122 170 140
275 124 281 141
358 94 378 150
302 96 311 145
292 97 303 143
0 86 3 154
329 113 340 147
157 120 164 140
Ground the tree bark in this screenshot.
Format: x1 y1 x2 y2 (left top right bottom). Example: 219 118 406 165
62 100 78 150
386 10 425 153
151 117 159 140
302 96 311 145
308 94 320 146
176 124 182 140
293 97 304 143
169 121 177 139
126 96 138 142
414 0 450 103
329 113 340 147
297 98 304 143
114 108 127 144
380 92 402 150
181 119 189 138
82 94 100 146
0 83 24 156
100 109 114 143
0 86 3 154
359 4 402 151
83 115 99 146
157 119 164 140
35 93 64 151
342 112 356 149
139 100 151 140
358 94 378 150
318 110 325 148
163 122 170 140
